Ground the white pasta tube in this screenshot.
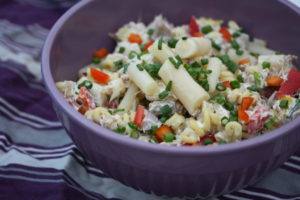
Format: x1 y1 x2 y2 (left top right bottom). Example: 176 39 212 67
118 83 139 111
158 59 209 115
127 63 159 96
175 37 212 59
207 57 222 93
148 40 174 63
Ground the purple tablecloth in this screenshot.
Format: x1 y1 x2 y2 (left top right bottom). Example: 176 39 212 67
0 1 299 200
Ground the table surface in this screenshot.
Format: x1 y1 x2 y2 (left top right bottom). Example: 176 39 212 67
0 1 299 200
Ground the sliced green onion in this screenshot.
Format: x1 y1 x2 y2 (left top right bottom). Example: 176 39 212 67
191 61 201 68
279 99 289 109
159 116 168 123
168 57 178 68
216 83 227 91
201 58 209 65
149 125 158 135
224 102 234 111
221 117 229 126
123 63 129 73
262 61 271 69
229 109 238 122
201 25 213 34
91 58 101 64
147 29 154 36
230 80 240 89
130 129 140 138
232 32 241 38
113 126 126 134
218 55 237 73
136 64 144 71
128 122 138 130
144 62 162 79
78 80 93 90
167 38 178 48
247 85 259 91
159 90 169 99
158 38 163 50
250 52 260 57
108 108 125 115
149 137 158 143
211 40 221 51
236 49 244 56
128 51 137 59
160 105 172 116
182 37 188 40
203 138 213 145
254 72 263 88
231 40 240 50
213 94 225 104
175 55 183 66
164 133 175 142
118 47 125 53
237 74 244 83
166 81 173 91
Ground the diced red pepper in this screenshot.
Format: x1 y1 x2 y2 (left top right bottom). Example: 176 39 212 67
93 48 108 58
182 142 201 146
276 69 300 99
189 16 200 35
90 68 110 85
155 125 173 142
133 105 145 127
238 108 249 123
222 81 231 88
219 27 232 42
143 41 154 51
247 107 270 134
128 33 143 44
241 97 254 110
78 87 95 110
192 32 204 37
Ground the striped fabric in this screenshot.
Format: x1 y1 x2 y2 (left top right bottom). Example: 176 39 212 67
0 1 299 200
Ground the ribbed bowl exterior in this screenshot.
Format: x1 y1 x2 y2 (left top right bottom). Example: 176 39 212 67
43 0 300 198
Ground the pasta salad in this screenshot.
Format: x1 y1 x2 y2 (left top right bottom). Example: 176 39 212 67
56 15 300 146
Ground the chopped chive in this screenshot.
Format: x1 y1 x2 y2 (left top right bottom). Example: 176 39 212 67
201 58 209 65
254 72 263 88
191 61 201 68
175 55 183 66
118 47 125 53
182 37 188 40
149 137 158 143
147 29 154 36
237 74 244 83
166 81 173 91
250 52 260 57
203 138 213 145
230 80 240 89
144 62 162 79
236 49 244 56
279 99 289 109
262 61 271 69
109 108 125 115
231 40 240 50
164 133 175 142
211 40 221 51
113 59 124 70
224 102 234 111
221 117 229 126
216 83 227 91
201 25 213 34
167 38 178 48
247 85 258 91
78 80 93 90
160 105 172 116
168 57 180 69
136 64 144 71
158 38 163 50
91 58 101 64
159 90 169 99
113 126 126 134
128 51 137 59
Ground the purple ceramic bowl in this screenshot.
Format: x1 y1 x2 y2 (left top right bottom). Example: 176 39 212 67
42 0 300 198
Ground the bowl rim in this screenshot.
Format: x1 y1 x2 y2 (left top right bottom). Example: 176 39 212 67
42 0 300 156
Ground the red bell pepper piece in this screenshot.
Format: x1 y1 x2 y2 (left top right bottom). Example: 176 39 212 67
93 48 108 58
133 105 145 127
143 41 154 51
219 27 232 42
189 16 200 35
90 68 110 85
128 33 143 44
276 69 300 99
241 97 254 110
238 108 249 123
